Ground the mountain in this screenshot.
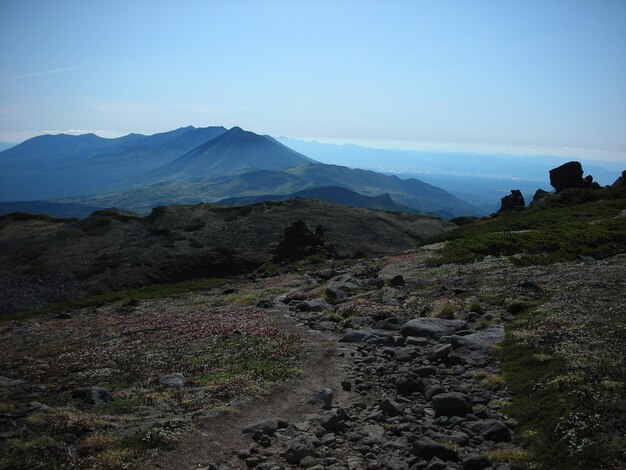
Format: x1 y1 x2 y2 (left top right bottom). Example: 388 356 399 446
0 201 100 219
58 163 479 218
217 186 418 213
0 126 227 200
0 142 15 152
145 127 315 182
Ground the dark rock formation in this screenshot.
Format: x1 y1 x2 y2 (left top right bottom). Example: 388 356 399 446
530 188 549 206
274 220 326 262
498 190 525 212
611 170 626 188
549 161 599 192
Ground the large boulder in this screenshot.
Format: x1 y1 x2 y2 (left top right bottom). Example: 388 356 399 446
549 161 593 192
401 317 468 340
498 190 525 212
432 392 473 417
412 437 459 461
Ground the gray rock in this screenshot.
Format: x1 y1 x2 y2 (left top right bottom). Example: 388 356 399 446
242 419 279 440
432 392 473 417
425 384 446 400
326 287 347 300
340 329 394 345
464 419 512 442
256 299 274 308
309 388 333 410
425 457 448 470
159 373 185 387
305 299 332 312
461 453 491 470
429 343 451 361
284 435 316 464
321 408 349 433
71 387 113 405
412 437 458 461
401 318 468 340
0 376 25 387
379 397 404 416
395 372 425 395
450 327 505 351
327 274 361 291
377 453 409 470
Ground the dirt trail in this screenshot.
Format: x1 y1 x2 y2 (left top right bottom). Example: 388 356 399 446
151 300 354 469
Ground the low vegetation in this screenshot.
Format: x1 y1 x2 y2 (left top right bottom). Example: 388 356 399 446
425 187 626 266
0 283 304 468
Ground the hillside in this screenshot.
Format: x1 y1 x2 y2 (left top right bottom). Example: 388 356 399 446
217 185 417 213
0 199 453 313
59 162 479 218
0 184 624 469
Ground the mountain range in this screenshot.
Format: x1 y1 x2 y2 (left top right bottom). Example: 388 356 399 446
0 126 480 218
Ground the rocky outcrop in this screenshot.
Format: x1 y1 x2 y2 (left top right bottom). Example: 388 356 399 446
611 170 626 188
498 190 525 212
549 161 599 192
530 188 549 206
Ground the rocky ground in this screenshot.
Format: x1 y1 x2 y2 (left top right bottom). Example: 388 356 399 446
1 241 624 469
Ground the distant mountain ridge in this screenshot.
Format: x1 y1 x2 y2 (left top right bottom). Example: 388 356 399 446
0 125 481 218
217 186 418 213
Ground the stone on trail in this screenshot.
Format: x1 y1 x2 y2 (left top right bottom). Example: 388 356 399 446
284 434 316 464
401 317 468 340
379 397 404 416
242 419 279 440
309 388 333 410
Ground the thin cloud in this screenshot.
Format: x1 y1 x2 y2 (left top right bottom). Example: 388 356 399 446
5 66 80 80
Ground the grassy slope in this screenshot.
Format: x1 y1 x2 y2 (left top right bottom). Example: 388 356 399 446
422 187 626 469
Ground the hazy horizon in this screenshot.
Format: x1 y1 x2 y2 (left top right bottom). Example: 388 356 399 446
1 1 625 163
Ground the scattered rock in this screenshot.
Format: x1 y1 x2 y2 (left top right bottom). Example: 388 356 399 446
284 434 316 464
159 373 185 387
412 437 458 461
71 387 113 405
388 275 405 287
401 318 468 340
242 419 279 441
450 327 504 351
0 376 25 387
339 329 394 345
429 343 451 361
54 312 72 319
465 419 512 442
461 453 491 470
321 408 349 433
395 371 425 395
432 392 473 417
309 388 333 410
256 299 274 308
379 397 404 416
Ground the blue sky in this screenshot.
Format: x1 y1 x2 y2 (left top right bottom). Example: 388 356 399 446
1 0 625 161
